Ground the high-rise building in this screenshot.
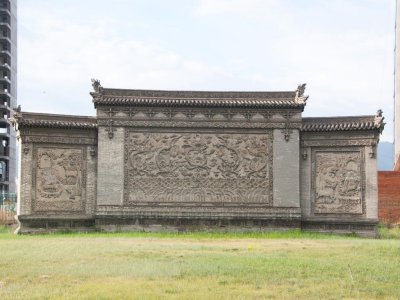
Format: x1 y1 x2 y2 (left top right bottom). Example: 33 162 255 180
0 0 16 194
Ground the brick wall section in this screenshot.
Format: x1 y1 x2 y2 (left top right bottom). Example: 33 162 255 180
378 171 400 224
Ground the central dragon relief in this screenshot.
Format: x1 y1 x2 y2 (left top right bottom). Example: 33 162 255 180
124 132 273 205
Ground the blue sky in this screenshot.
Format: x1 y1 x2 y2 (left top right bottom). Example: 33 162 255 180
18 0 395 141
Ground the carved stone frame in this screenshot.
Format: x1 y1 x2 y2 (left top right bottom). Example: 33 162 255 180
31 144 88 214
311 147 366 216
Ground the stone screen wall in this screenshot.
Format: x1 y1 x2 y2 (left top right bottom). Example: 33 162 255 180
13 85 384 235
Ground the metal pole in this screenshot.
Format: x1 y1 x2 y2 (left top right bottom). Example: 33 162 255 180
395 0 400 169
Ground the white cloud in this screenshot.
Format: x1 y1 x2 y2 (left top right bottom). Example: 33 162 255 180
19 6 235 115
18 0 395 142
195 0 278 16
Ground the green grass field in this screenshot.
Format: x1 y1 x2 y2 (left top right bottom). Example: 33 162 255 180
0 227 399 299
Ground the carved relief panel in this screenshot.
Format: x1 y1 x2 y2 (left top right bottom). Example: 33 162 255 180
124 131 273 206
313 150 364 214
33 147 86 213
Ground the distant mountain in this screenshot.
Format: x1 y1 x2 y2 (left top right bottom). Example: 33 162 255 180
378 142 394 171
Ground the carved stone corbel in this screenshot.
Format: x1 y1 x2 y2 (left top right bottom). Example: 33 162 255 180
282 124 293 142
280 111 295 142
302 148 308 160
369 142 377 159
225 109 234 120
106 108 115 139
262 111 273 121
186 110 195 119
23 145 30 155
126 108 135 118
146 108 155 119
244 111 252 121
165 109 175 120
206 109 213 119
88 146 96 158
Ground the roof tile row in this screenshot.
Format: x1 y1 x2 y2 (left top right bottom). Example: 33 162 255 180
17 119 98 129
93 96 304 109
301 117 384 132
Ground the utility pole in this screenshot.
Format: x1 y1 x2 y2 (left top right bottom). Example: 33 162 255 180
395 0 400 170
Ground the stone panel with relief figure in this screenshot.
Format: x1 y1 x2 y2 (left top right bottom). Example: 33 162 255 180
33 147 86 213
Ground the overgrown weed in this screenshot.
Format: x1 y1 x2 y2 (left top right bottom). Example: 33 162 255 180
0 228 359 240
378 223 400 239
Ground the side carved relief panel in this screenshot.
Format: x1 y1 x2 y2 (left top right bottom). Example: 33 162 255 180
124 131 273 206
32 146 87 213
312 149 364 215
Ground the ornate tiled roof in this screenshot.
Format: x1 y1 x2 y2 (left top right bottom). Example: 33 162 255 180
90 79 309 109
302 112 385 133
12 112 97 129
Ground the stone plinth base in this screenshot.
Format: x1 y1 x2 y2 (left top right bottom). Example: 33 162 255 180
16 214 378 237
16 215 96 234
95 216 301 233
301 218 378 237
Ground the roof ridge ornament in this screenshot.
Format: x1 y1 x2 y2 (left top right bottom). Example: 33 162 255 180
295 83 308 104
374 109 385 133
10 105 22 131
91 78 103 93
